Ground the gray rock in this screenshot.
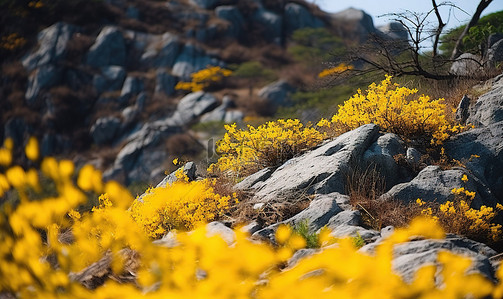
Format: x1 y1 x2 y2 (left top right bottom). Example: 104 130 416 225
140 33 180 68
234 167 275 190
120 76 144 104
445 121 503 201
362 133 408 188
121 105 140 126
466 75 503 127
25 65 62 105
22 22 76 71
253 193 344 240
381 165 497 208
330 8 375 42
287 248 318 268
380 226 394 238
171 91 219 125
156 162 197 188
487 33 503 49
241 221 262 235
155 69 177 96
252 8 282 44
93 66 126 94
330 225 379 242
86 26 126 67
153 231 179 247
200 96 243 123
360 236 497 283
284 3 324 35
324 210 361 230
455 94 471 124
377 22 408 41
251 124 380 202
450 53 483 76
206 222 235 245
487 39 503 67
90 116 121 145
406 147 421 164
172 44 223 80
215 5 245 38
258 80 296 107
224 110 244 123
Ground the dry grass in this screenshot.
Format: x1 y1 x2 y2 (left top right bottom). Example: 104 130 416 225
346 163 421 230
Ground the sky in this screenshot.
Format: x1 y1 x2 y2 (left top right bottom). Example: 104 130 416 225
308 0 503 30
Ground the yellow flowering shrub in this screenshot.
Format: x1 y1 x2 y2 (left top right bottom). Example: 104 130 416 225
317 75 466 145
318 63 354 78
0 33 27 51
175 66 233 92
129 177 238 238
415 176 502 243
209 119 325 176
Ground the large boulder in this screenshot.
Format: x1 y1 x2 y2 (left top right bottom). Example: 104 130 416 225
330 8 375 42
444 121 503 201
215 5 245 38
258 80 296 107
120 76 144 104
22 22 76 71
25 65 62 106
450 53 483 77
140 32 180 68
93 66 126 94
252 8 283 44
90 116 122 145
466 74 503 127
284 3 324 35
486 39 503 68
172 44 223 80
377 22 408 41
171 91 219 125
381 165 497 208
200 96 243 123
155 69 177 96
244 124 380 203
86 26 126 68
360 235 497 283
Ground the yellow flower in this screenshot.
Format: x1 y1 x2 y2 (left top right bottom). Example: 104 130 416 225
461 174 468 182
25 137 39 161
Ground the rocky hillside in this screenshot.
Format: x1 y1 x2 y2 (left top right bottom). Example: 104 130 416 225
0 0 408 185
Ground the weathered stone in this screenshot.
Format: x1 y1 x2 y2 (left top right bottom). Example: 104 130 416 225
234 167 275 190
140 33 180 68
487 39 503 67
156 162 197 188
206 222 235 245
445 121 503 201
330 8 375 42
172 44 223 80
200 96 243 123
406 147 421 164
455 94 471 124
467 74 503 127
284 3 324 35
362 133 409 189
487 33 503 49
155 69 177 96
258 80 296 107
86 26 126 67
215 5 245 38
90 116 121 145
324 210 361 230
25 65 62 105
253 193 344 241
381 165 497 207
120 76 144 104
171 92 219 125
450 53 483 76
377 22 408 41
360 236 497 283
93 66 126 94
330 225 379 242
22 22 76 71
287 248 318 268
252 8 282 44
251 124 380 202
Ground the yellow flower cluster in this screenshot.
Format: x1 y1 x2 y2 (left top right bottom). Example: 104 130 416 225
317 75 466 144
0 33 27 51
416 177 502 242
129 178 238 238
175 66 233 92
318 63 354 78
210 119 325 176
3 139 503 297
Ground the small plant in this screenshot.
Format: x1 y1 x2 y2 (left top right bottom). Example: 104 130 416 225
293 220 319 249
352 232 365 248
209 119 325 177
